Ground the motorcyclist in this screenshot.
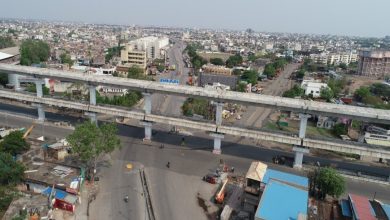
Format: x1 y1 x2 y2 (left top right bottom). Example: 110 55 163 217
166 162 170 168
124 195 129 202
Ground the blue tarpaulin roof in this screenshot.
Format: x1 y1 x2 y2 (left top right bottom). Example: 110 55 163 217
382 203 390 219
255 179 308 220
42 187 68 200
341 199 352 217
262 169 308 188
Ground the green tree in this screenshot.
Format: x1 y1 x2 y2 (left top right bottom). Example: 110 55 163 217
236 81 247 92
0 131 30 156
0 72 8 86
60 53 74 66
370 83 390 98
263 63 276 78
0 152 25 185
232 69 242 76
210 58 224 66
320 87 334 102
332 123 348 136
296 69 305 79
339 63 347 70
26 83 50 95
327 78 346 97
181 98 214 120
67 121 121 182
282 85 304 98
354 86 370 101
0 36 15 49
316 167 345 199
20 40 50 66
226 54 243 68
127 65 144 79
241 70 258 85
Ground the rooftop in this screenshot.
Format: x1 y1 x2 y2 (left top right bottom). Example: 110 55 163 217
262 169 308 189
255 179 308 220
349 194 376 220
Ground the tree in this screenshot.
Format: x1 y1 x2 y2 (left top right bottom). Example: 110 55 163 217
0 131 30 156
0 152 25 185
241 70 258 85
127 65 144 79
332 123 347 136
370 83 390 98
320 87 334 102
236 81 247 92
210 58 224 66
296 69 305 79
263 64 276 78
0 36 15 49
232 69 242 76
226 54 243 68
60 53 74 66
20 39 50 66
327 78 346 97
26 83 50 95
67 121 121 182
282 85 304 98
315 167 345 199
0 72 8 86
339 63 347 70
354 86 370 101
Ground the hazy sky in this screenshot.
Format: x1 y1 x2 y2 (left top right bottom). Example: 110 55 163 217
1 0 389 37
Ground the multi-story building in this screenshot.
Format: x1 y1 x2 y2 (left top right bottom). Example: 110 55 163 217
202 64 233 75
357 50 390 78
120 44 147 69
122 36 169 60
310 51 358 65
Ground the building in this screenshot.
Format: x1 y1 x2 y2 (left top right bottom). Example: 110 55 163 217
310 51 358 65
198 72 238 90
120 44 147 70
202 64 233 75
357 50 390 78
254 169 309 220
121 36 169 60
340 194 390 220
301 80 329 98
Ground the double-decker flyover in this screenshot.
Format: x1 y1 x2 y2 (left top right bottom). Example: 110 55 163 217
0 89 390 160
1 64 390 124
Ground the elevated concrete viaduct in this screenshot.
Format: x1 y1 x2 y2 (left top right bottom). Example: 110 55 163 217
1 64 390 168
1 90 390 163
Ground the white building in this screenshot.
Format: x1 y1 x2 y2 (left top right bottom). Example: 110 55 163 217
301 80 329 98
310 51 358 65
124 36 169 60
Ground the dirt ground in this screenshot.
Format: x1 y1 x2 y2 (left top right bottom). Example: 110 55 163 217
345 75 382 94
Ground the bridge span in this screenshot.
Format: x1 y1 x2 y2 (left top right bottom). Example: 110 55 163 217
1 64 390 124
0 89 389 163
1 63 390 169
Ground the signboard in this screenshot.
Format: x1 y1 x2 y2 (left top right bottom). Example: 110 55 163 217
159 78 179 85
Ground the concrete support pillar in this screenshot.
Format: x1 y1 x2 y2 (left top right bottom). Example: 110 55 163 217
293 146 309 169
34 81 45 122
210 132 224 154
89 86 96 105
214 102 224 126
140 121 153 141
88 86 97 124
298 113 311 139
8 74 21 91
142 92 152 114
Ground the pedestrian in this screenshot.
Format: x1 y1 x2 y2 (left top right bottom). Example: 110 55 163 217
231 167 235 173
166 162 170 168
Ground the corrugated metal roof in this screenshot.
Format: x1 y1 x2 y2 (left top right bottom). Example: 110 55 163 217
349 194 376 220
0 52 14 60
381 203 390 219
262 169 308 189
245 161 267 182
255 179 308 220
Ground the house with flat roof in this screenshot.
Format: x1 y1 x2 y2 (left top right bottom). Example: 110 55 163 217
255 179 308 220
254 169 309 220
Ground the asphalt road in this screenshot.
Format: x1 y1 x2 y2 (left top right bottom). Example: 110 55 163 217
151 41 189 117
234 63 299 128
1 110 390 220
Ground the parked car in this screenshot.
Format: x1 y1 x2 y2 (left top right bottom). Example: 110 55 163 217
203 174 217 184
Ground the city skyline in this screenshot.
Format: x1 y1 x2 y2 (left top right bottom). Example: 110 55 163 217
0 0 389 37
